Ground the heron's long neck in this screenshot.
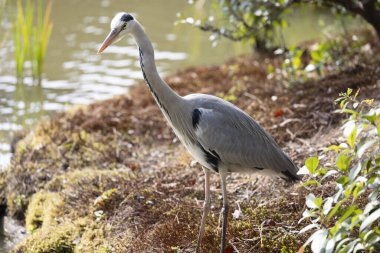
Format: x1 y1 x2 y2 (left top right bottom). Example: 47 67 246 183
132 22 181 116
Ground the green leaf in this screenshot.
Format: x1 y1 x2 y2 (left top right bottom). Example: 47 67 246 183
303 179 320 187
363 113 376 124
363 99 374 105
306 194 322 209
349 162 362 183
292 56 302 69
341 239 359 252
354 89 360 99
337 109 357 115
335 238 351 251
328 198 346 221
302 229 326 248
267 64 274 74
321 170 338 181
336 153 352 171
302 209 316 219
363 200 380 214
347 125 357 148
316 167 327 176
357 139 377 158
368 191 379 202
353 182 364 200
363 230 375 241
305 157 319 174
338 205 357 224
366 233 380 246
325 238 336 253
336 176 349 185
299 223 320 234
311 229 328 253
360 209 380 231
323 197 333 216
324 145 344 153
314 197 323 209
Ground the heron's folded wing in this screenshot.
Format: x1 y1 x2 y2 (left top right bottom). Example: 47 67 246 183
194 107 299 180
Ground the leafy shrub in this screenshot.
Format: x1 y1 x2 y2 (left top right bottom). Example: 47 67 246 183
179 0 292 50
299 89 380 252
180 0 380 51
268 36 369 85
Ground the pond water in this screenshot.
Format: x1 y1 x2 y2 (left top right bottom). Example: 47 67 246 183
0 0 361 251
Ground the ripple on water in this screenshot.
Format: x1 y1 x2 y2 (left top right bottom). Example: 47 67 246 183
0 123 23 132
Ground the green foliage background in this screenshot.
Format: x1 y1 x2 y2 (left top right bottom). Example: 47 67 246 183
300 90 380 252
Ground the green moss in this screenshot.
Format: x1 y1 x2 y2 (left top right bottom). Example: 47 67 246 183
75 222 109 253
5 167 134 252
14 222 80 253
6 192 28 219
25 191 64 232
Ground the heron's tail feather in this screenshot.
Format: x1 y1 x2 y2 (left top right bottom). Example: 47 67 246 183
279 155 301 182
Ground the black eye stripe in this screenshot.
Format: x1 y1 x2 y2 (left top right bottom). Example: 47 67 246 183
120 13 134 22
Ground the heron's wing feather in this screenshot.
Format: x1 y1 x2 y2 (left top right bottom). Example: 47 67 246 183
194 105 299 181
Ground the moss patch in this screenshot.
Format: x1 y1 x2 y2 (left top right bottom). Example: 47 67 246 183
14 221 80 253
25 191 64 232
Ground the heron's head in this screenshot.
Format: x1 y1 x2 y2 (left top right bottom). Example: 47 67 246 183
98 12 135 54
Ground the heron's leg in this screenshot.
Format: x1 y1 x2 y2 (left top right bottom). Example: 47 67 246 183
196 167 211 253
220 172 229 253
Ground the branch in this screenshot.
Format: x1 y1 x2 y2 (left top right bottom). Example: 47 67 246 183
197 23 251 42
321 0 365 15
361 0 376 9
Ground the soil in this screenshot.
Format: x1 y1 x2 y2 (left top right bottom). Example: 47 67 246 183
1 32 380 253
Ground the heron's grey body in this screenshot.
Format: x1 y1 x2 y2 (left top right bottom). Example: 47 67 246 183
98 12 300 253
169 93 299 179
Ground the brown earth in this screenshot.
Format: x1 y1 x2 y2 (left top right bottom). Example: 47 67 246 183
1 33 380 253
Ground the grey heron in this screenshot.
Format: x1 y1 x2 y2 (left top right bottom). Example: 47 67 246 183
98 12 300 253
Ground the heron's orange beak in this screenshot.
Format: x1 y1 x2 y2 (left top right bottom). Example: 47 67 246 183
98 29 120 54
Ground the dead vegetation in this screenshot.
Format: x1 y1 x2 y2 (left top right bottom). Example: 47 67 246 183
1 34 380 252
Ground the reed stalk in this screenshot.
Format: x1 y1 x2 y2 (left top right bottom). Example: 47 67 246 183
31 0 52 81
11 0 53 83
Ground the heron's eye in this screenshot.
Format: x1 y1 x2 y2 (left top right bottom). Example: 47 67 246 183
121 23 127 30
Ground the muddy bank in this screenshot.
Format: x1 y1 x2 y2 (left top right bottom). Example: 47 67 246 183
1 35 380 252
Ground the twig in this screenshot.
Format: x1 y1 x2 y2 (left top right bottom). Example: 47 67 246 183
228 240 241 253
